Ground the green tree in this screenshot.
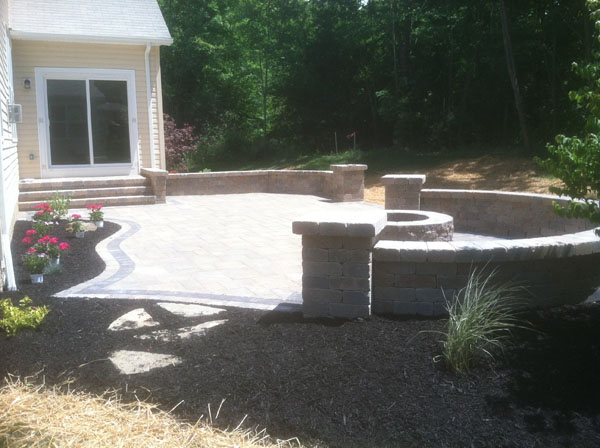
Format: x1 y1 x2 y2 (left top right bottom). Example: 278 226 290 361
539 0 600 228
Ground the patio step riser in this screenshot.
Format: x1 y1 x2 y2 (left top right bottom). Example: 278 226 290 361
19 186 152 203
19 176 149 192
19 195 156 211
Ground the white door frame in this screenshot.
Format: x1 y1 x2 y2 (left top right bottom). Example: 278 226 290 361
35 67 139 178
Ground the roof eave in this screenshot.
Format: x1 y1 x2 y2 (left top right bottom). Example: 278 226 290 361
9 30 174 46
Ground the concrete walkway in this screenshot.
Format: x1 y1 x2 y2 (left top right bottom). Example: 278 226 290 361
55 194 381 310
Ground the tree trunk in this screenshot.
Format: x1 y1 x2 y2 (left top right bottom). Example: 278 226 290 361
499 0 532 153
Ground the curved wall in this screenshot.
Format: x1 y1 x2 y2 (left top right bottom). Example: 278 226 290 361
421 189 594 238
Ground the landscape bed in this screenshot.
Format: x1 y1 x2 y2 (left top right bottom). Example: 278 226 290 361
1 221 600 447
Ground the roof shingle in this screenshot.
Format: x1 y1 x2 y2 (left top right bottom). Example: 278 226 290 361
9 0 172 45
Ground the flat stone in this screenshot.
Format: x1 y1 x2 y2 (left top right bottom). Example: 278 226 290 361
157 302 226 317
136 319 228 342
109 350 182 375
107 308 159 331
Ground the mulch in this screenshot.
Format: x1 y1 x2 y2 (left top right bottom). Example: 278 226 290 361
2 220 600 447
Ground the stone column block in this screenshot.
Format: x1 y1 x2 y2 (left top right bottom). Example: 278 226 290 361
293 209 387 319
382 174 426 210
141 168 168 203
330 164 368 202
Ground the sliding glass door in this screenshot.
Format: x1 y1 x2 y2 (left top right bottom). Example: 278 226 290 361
37 68 138 178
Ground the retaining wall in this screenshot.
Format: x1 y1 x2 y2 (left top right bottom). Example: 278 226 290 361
167 164 367 201
294 181 600 318
421 189 595 238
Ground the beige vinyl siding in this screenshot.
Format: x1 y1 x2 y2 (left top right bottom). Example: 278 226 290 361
0 0 18 232
12 40 165 179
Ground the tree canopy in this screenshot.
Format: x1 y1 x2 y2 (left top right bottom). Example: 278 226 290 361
158 0 593 160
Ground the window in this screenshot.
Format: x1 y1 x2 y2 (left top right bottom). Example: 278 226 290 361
47 79 131 166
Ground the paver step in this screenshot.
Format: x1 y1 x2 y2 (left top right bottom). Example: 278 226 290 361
19 175 148 192
19 195 156 211
19 186 152 203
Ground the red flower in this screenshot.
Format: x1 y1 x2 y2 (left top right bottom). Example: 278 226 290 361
59 242 70 251
27 247 36 253
22 237 32 244
26 229 36 236
72 214 81 220
36 210 44 215
49 237 58 244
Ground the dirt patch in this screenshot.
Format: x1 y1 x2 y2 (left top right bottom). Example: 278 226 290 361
2 223 600 447
364 155 562 205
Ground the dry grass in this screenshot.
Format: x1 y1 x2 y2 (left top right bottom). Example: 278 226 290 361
0 376 303 448
364 154 562 205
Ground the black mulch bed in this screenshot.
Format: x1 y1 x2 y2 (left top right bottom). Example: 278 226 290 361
2 220 600 447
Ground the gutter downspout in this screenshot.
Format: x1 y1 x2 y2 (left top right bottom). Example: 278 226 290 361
145 43 156 169
0 111 16 291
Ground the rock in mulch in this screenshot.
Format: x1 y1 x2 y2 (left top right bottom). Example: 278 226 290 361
108 309 159 331
109 350 182 375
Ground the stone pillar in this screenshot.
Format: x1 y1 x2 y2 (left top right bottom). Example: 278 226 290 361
330 164 368 202
292 210 387 319
382 174 426 210
141 168 168 203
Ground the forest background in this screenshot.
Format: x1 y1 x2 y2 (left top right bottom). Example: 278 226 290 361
158 0 593 170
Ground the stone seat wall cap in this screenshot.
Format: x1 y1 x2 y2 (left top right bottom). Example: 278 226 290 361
141 167 167 176
381 174 426 184
293 210 387 236
330 164 368 171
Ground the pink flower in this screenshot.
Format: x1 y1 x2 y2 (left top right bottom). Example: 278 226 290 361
26 229 36 236
36 210 44 215
35 204 45 209
48 237 58 244
72 214 81 220
27 247 36 253
22 237 32 244
38 235 50 243
59 242 70 251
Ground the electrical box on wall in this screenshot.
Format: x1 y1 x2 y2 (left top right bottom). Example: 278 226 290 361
8 104 22 123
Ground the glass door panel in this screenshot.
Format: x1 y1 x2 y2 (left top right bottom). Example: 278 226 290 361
90 80 131 164
47 80 90 165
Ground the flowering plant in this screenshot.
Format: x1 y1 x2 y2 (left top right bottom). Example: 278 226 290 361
22 252 49 274
86 202 104 222
67 214 85 233
33 203 54 223
30 235 70 259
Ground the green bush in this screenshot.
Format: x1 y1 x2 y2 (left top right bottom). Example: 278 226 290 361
439 268 526 373
49 193 71 221
537 1 600 230
0 297 50 337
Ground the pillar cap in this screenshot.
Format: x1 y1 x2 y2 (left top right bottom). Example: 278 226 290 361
330 164 368 172
293 210 387 237
381 174 426 185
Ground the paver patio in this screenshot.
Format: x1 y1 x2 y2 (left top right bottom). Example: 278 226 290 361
54 193 382 310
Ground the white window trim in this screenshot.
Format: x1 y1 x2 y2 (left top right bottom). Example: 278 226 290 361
34 67 139 178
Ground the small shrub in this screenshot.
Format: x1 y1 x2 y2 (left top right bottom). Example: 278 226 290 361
22 253 49 274
67 214 85 234
0 297 50 336
439 268 527 373
31 221 52 237
49 193 71 221
164 114 199 172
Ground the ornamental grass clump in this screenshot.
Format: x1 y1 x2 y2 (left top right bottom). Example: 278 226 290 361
440 268 527 373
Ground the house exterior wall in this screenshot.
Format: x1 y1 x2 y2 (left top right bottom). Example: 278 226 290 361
0 0 18 290
12 40 164 179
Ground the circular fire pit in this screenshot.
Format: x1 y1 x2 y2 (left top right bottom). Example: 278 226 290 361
380 210 454 241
